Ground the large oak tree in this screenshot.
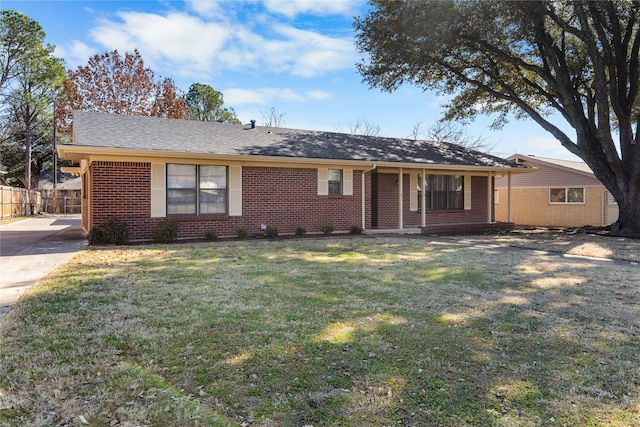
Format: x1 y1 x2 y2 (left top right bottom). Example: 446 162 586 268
355 0 640 233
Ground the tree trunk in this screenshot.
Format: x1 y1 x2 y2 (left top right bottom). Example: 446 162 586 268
616 191 640 235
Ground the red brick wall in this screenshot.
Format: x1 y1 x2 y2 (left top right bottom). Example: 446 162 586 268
239 167 362 236
88 162 363 242
88 162 494 242
375 173 400 227
90 161 153 241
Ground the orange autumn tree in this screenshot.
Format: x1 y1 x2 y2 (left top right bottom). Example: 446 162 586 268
57 49 191 134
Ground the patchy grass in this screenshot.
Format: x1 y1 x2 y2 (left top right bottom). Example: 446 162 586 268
1 237 639 426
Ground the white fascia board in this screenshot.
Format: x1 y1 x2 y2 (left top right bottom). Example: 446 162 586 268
57 145 534 173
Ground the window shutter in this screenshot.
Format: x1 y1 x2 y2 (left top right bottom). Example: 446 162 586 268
150 163 166 218
343 169 353 196
464 175 472 210
318 168 328 195
410 173 418 211
228 165 242 216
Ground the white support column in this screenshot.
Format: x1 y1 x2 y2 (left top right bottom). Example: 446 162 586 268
398 168 403 230
507 172 512 223
487 172 493 223
362 171 366 230
421 169 426 227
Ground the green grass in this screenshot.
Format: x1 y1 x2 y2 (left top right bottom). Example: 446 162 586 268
1 237 639 426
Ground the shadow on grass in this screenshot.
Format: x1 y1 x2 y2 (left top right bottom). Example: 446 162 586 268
1 238 639 426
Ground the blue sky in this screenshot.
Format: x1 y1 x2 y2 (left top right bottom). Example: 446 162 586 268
4 0 580 160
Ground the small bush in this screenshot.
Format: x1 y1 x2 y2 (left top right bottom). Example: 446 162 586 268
204 229 218 241
154 221 178 244
264 226 279 239
321 224 335 235
350 225 364 235
236 227 249 239
87 227 108 245
88 218 129 245
295 227 307 236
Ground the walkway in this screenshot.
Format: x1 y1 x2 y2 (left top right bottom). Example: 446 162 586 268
0 214 86 319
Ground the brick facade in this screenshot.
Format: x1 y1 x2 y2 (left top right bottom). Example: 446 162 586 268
87 162 364 241
495 186 617 227
85 162 496 242
90 161 153 241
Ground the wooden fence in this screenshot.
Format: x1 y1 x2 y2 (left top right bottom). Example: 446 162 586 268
0 186 43 219
41 195 81 214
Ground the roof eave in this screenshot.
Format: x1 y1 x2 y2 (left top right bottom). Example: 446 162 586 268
57 145 532 173
509 154 594 178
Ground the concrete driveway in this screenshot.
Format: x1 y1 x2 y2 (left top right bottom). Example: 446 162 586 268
0 214 87 319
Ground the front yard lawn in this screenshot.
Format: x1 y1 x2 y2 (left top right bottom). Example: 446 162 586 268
1 236 639 426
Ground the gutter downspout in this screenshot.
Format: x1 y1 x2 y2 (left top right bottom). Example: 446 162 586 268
362 164 377 230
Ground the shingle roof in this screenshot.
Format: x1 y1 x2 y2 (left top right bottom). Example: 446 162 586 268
69 111 527 169
509 154 593 176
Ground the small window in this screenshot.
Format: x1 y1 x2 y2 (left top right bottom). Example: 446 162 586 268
549 187 584 204
328 169 342 195
567 188 584 203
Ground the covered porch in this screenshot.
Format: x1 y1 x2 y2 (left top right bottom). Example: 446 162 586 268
362 166 519 235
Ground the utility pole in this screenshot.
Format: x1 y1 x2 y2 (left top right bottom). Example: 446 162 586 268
53 101 57 193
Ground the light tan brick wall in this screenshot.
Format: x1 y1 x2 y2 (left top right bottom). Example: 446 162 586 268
495 187 614 227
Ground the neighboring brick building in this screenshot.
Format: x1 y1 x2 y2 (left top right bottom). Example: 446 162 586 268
495 154 619 227
58 111 530 242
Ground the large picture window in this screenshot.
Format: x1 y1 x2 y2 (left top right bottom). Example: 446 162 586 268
167 164 227 215
420 174 464 210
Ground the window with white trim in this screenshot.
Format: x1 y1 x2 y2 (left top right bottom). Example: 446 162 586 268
549 187 584 204
328 169 342 195
419 174 464 209
167 164 227 215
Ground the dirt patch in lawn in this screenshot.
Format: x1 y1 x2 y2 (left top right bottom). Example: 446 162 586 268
448 226 640 263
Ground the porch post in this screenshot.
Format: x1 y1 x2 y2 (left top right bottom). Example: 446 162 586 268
421 168 426 227
487 172 493 223
398 168 403 230
507 172 512 223
362 170 366 230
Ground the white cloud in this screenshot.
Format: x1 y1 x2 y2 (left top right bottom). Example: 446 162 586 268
185 0 224 17
90 11 230 73
520 136 581 160
263 0 358 17
306 89 332 100
54 40 96 69
86 5 355 79
280 25 354 76
224 87 333 105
